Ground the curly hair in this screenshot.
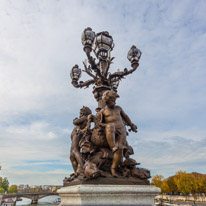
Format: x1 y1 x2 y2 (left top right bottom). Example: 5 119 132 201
80 106 92 116
102 90 118 103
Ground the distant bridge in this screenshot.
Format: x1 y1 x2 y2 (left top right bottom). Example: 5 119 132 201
2 192 58 204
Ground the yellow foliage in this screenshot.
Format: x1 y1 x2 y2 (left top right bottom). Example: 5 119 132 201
151 175 164 188
8 185 18 193
161 180 170 194
153 171 206 196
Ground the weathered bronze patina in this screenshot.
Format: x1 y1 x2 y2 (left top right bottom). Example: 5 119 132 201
64 28 150 186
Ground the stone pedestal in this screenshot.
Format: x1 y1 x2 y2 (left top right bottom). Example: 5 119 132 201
57 184 160 206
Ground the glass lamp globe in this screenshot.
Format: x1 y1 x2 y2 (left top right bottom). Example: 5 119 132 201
70 65 81 81
81 27 95 54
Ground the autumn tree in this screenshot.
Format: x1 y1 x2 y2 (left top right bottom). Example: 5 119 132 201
199 175 206 194
152 171 206 197
174 171 196 198
161 180 170 194
8 185 18 193
191 173 206 200
167 175 178 194
152 175 164 188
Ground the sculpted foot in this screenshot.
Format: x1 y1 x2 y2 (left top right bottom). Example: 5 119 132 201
111 168 118 177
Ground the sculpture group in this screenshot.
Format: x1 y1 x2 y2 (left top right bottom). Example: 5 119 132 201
64 28 151 186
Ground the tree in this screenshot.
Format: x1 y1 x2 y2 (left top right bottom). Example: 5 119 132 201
195 174 206 201
0 177 2 187
151 171 206 200
167 176 178 194
0 177 9 192
0 187 4 193
8 185 18 193
152 175 164 188
161 180 170 194
174 171 195 197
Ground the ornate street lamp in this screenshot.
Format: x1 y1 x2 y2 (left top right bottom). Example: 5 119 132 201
70 28 141 108
70 65 81 83
93 31 114 76
93 31 114 60
127 45 142 69
81 27 95 55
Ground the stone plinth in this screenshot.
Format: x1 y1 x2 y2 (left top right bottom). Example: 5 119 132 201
57 184 160 206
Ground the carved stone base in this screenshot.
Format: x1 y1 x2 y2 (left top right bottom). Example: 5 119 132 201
57 184 160 206
64 176 149 187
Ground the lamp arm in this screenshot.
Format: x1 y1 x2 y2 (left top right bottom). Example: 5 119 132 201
110 78 120 83
72 79 95 88
109 63 139 80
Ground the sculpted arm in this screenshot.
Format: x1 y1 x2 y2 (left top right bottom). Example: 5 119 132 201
73 116 87 125
119 106 138 133
88 109 104 125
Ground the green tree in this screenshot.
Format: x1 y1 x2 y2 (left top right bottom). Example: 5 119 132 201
0 177 9 192
0 187 4 193
152 175 164 188
8 185 18 193
0 177 2 187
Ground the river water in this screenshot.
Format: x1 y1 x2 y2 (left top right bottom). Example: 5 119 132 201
16 195 59 206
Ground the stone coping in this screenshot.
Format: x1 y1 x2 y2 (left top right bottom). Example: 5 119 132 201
58 184 160 194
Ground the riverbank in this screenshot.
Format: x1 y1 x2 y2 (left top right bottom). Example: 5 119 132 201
156 194 206 203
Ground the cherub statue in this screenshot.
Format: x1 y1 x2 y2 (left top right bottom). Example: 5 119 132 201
70 106 92 176
98 90 137 177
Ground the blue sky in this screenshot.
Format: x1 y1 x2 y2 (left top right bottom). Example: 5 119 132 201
0 0 206 185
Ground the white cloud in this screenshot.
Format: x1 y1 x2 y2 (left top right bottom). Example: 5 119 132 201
0 122 70 167
0 0 206 184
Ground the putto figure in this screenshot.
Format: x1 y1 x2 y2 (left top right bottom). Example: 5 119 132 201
99 90 137 177
64 28 151 186
70 106 91 176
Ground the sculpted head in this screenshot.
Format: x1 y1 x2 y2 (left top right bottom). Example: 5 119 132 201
80 106 92 117
102 90 119 107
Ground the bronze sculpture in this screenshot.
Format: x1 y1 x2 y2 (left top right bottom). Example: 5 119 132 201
70 106 92 176
64 28 151 186
99 90 137 177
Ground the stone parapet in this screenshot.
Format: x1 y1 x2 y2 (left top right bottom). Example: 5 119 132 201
58 184 160 206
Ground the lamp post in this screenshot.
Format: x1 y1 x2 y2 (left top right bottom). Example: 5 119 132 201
70 27 141 108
